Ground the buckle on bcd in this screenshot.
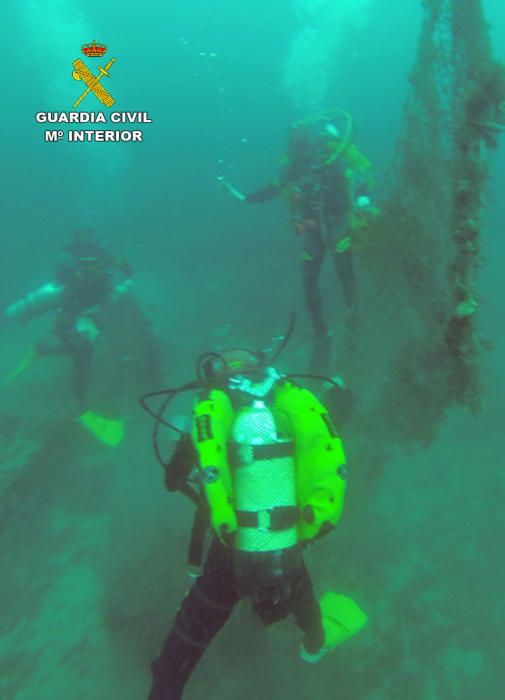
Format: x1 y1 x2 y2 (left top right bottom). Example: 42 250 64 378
257 509 271 531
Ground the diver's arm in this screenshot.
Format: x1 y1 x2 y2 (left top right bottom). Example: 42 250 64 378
243 183 281 204
354 183 372 210
344 145 374 209
112 278 134 297
244 159 294 204
218 179 247 202
218 179 281 204
219 153 291 205
112 256 134 278
108 257 135 298
164 433 197 495
5 283 64 323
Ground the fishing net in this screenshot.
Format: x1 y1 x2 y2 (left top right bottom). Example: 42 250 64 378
344 0 505 449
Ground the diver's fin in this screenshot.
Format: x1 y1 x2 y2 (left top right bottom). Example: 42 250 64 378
5 346 37 384
301 592 368 664
79 410 125 447
320 591 368 648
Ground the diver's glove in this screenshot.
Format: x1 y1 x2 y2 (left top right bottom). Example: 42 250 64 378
111 278 134 300
335 235 352 254
355 195 371 209
217 177 246 202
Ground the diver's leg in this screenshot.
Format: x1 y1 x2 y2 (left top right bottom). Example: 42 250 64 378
301 229 327 337
70 339 94 410
302 232 332 373
148 539 239 700
290 563 325 654
302 250 331 374
35 341 66 356
332 248 356 310
327 213 357 311
54 314 93 409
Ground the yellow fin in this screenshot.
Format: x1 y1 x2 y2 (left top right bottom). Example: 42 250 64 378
79 410 125 447
5 346 37 384
320 591 368 649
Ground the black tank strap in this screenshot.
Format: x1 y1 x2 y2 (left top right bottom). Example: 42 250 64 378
230 441 294 467
253 442 294 460
236 505 299 532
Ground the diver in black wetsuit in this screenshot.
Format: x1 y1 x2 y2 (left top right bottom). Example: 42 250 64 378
222 114 374 371
5 228 134 408
144 347 366 700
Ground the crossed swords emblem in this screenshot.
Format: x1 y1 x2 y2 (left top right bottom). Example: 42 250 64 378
72 57 116 109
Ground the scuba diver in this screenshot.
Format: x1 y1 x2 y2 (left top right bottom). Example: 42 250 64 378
221 111 375 371
5 228 133 444
141 323 366 699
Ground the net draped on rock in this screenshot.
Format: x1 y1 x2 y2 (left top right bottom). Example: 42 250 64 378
345 0 505 448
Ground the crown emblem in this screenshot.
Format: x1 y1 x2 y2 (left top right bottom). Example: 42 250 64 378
81 40 107 58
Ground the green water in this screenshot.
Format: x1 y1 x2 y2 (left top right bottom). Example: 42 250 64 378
1 1 504 698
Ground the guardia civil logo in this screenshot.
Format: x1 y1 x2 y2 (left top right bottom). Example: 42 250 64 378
72 40 116 109
35 40 153 142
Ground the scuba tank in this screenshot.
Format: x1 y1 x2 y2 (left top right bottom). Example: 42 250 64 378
232 399 298 552
230 395 302 602
6 283 64 322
